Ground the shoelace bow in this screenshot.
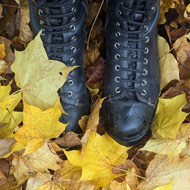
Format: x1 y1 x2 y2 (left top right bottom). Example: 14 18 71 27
113 0 156 96
29 0 81 64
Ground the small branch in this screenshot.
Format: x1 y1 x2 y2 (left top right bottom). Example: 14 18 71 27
87 0 104 50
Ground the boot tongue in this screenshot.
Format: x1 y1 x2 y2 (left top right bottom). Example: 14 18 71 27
121 0 144 31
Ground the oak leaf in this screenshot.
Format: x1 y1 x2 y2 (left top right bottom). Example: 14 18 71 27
151 94 188 139
12 100 67 155
11 32 75 110
158 35 179 90
64 132 130 186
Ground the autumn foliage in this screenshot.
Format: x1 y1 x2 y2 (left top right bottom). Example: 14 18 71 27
1 0 190 190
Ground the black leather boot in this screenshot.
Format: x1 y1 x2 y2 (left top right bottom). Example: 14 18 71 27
29 0 90 133
103 0 160 146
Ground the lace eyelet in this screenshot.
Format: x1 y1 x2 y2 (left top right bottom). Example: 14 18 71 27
68 80 73 86
143 58 148 65
41 29 45 36
141 90 146 96
70 25 75 31
71 17 76 22
71 7 76 12
70 70 74 75
68 91 73 97
115 54 121 60
71 36 76 41
70 58 75 64
40 20 44 25
72 0 75 3
116 32 121 37
115 65 120 71
144 47 149 54
114 42 120 49
71 46 76 53
115 76 121 82
151 6 155 12
141 80 147 86
143 69 148 76
145 36 149 43
144 25 148 32
116 22 120 27
38 9 43 16
115 87 121 93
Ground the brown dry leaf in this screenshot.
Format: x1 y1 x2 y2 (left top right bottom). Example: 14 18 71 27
26 173 53 190
86 57 106 83
179 56 190 80
158 0 175 24
0 4 3 19
11 141 61 186
173 34 190 63
0 138 16 158
19 6 33 42
0 36 15 66
161 80 187 99
158 35 179 90
0 167 7 185
54 131 82 150
137 155 190 190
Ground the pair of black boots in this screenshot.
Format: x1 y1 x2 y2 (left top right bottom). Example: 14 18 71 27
29 0 160 146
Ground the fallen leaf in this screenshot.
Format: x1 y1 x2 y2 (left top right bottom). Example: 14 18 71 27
86 57 106 83
153 179 173 190
12 141 61 186
26 173 53 190
151 94 188 139
81 98 105 153
141 135 186 158
54 131 82 150
158 35 179 90
0 82 22 138
137 155 190 190
0 36 15 64
64 132 130 187
0 4 3 19
0 44 6 59
19 6 33 42
12 100 67 155
0 138 16 158
0 167 7 185
11 32 75 110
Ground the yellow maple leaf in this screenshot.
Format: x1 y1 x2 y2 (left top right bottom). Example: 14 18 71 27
11 32 76 110
153 179 173 190
64 131 129 187
0 82 22 138
81 98 105 154
151 94 188 139
158 35 179 90
12 100 67 155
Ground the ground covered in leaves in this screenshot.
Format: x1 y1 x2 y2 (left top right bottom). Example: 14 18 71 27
1 0 190 189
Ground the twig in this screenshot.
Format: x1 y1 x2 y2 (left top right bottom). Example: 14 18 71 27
87 0 104 50
0 4 19 8
12 153 52 182
112 166 146 180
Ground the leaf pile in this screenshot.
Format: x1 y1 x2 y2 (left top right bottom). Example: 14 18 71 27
1 0 190 190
